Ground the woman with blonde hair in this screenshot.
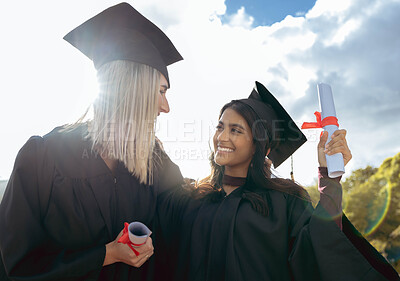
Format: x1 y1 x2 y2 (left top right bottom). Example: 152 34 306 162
0 3 183 280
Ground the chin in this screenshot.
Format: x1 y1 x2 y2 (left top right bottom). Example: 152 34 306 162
214 155 230 167
214 157 222 166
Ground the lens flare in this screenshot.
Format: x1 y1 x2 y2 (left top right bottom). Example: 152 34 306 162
364 182 392 236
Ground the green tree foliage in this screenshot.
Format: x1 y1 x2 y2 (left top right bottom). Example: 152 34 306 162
341 165 378 193
344 153 400 272
305 153 400 272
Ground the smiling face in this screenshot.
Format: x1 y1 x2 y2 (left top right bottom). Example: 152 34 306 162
213 108 256 177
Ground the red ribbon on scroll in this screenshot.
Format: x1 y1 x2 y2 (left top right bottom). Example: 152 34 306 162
301 111 339 129
117 222 146 256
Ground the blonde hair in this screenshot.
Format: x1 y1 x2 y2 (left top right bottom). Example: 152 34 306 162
88 60 160 184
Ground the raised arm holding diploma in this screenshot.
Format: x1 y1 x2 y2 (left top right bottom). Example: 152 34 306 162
302 83 345 178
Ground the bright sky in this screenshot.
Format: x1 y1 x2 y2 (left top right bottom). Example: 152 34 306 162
1 0 399 186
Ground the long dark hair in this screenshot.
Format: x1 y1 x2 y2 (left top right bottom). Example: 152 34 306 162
194 101 310 216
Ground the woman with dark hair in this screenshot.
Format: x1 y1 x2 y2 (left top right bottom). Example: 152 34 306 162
158 81 399 281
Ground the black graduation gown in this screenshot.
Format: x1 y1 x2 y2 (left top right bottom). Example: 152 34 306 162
0 124 183 281
158 178 400 281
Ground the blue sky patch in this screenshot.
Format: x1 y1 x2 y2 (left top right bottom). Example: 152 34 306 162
223 0 317 26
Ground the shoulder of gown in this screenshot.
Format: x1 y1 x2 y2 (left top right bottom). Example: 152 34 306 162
152 140 184 194
0 128 106 280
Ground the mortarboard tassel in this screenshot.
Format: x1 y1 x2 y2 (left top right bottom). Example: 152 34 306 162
290 155 295 182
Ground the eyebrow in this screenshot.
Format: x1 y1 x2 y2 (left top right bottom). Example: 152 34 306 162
218 121 245 130
160 85 168 90
231 123 245 130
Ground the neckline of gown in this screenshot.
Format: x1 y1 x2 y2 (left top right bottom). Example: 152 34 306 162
222 174 247 186
221 185 244 198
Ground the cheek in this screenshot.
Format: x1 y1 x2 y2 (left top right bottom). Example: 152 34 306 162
238 140 254 158
212 132 218 150
157 94 162 106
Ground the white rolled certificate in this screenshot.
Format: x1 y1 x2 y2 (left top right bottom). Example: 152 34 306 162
318 83 345 178
128 221 152 247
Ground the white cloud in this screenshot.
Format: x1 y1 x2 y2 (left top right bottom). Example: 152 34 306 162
1 0 399 186
325 18 361 46
225 6 254 29
307 0 353 19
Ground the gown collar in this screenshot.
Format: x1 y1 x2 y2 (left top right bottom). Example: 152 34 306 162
222 174 247 187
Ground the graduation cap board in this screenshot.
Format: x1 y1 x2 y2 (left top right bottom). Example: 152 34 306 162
235 81 307 168
63 2 183 87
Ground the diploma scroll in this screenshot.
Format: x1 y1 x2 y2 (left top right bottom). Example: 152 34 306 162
118 221 152 256
128 222 152 246
317 83 345 178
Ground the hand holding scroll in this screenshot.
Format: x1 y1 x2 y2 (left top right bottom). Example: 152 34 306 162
103 225 154 268
318 129 352 169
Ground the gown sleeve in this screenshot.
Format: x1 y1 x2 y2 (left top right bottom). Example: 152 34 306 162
154 146 189 243
150 147 192 281
287 172 399 281
0 137 105 281
318 167 342 229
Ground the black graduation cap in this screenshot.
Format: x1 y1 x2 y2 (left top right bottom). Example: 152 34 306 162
63 2 183 87
236 81 307 168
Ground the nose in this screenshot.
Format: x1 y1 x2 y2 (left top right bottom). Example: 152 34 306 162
159 95 170 114
217 128 229 142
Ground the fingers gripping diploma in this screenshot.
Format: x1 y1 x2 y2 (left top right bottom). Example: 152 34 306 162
103 222 154 267
318 130 352 168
